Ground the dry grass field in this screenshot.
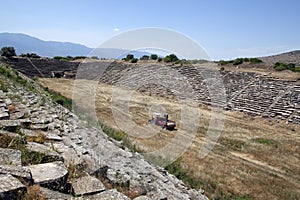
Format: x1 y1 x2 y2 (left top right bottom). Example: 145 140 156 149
40 78 300 199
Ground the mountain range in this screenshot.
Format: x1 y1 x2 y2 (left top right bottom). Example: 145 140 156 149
0 32 92 57
0 33 159 59
1 32 300 63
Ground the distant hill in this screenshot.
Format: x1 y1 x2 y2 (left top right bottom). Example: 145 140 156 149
0 32 162 59
0 32 92 57
260 50 300 64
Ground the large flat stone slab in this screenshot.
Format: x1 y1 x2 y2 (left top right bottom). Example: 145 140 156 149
71 175 106 196
0 148 22 166
0 120 21 132
27 161 68 191
85 189 131 200
0 174 26 199
0 165 32 184
39 187 72 199
0 111 9 120
25 142 64 162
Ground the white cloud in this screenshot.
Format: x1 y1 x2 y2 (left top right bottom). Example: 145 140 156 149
113 28 120 32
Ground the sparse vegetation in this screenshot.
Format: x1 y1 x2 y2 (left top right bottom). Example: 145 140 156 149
218 57 263 65
0 63 27 85
233 58 244 65
220 138 247 151
165 158 202 189
274 62 300 72
43 89 73 110
189 59 209 64
53 55 87 61
24 185 45 200
249 57 263 64
19 53 41 58
251 138 279 148
0 134 58 165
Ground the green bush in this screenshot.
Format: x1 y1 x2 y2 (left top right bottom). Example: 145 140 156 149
249 58 263 64
157 57 163 62
291 67 300 73
1 46 16 58
140 55 149 60
274 62 300 72
164 54 179 62
19 53 41 58
73 56 87 60
274 62 288 71
130 58 138 63
243 58 250 62
150 54 158 60
122 54 134 61
218 60 229 65
233 58 243 65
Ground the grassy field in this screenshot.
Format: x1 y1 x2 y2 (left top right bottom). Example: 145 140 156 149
40 78 300 200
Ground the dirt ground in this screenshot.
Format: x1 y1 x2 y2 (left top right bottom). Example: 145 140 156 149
40 78 300 199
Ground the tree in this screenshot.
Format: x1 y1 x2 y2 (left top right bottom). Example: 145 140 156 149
233 58 243 65
249 58 263 64
1 46 16 58
164 54 179 62
140 55 149 60
150 54 158 60
126 54 134 61
131 58 138 63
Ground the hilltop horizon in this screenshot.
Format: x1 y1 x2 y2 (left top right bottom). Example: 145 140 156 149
1 32 300 61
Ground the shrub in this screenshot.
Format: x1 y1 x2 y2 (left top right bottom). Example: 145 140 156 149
218 60 229 65
274 62 288 71
157 57 163 62
130 58 138 63
19 53 41 58
164 54 179 62
1 46 16 58
287 63 296 68
140 55 149 60
233 58 243 65
123 54 134 61
53 56 63 60
249 58 263 64
90 56 99 60
291 67 300 73
73 56 86 60
243 58 250 62
150 54 158 60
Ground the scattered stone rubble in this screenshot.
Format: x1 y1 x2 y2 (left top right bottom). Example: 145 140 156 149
0 68 208 199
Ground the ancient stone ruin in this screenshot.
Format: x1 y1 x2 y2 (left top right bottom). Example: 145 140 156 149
0 66 207 199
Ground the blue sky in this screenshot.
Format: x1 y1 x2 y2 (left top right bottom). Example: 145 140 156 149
1 0 300 60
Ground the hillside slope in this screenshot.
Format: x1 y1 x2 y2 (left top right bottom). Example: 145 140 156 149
260 50 300 64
